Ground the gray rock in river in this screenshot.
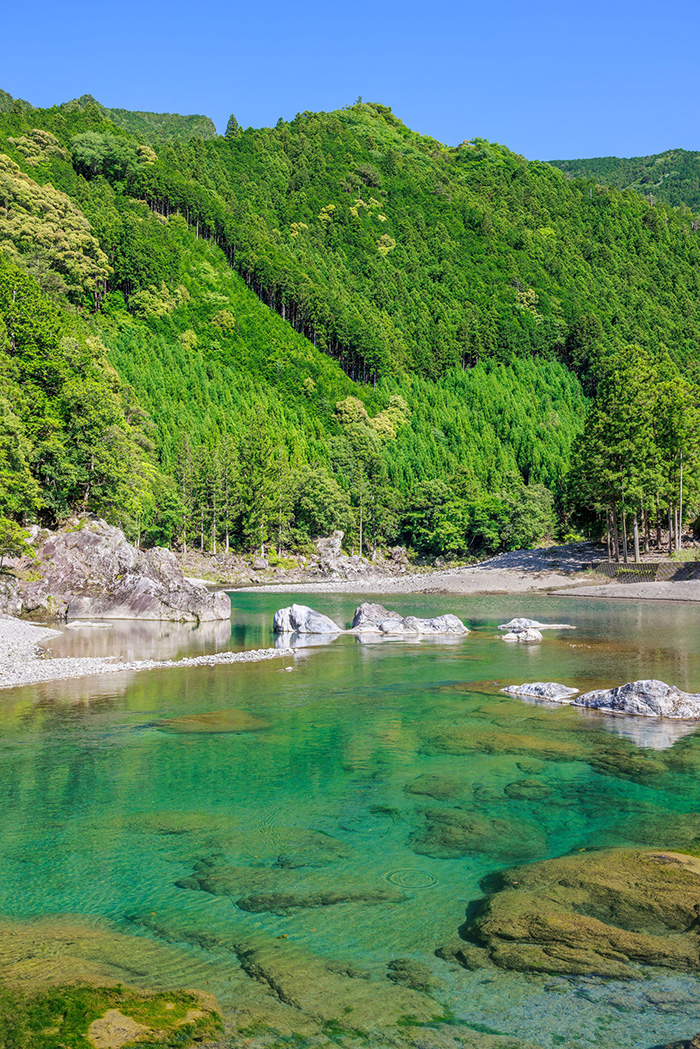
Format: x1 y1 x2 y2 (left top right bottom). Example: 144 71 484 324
502 682 580 702
18 516 230 622
501 628 543 643
273 603 342 634
351 602 403 632
377 613 469 636
498 617 574 632
574 679 700 719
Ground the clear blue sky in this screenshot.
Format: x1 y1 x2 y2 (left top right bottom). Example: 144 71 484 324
5 0 700 159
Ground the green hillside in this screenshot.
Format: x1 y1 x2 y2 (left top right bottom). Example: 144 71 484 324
550 149 700 212
1 94 698 557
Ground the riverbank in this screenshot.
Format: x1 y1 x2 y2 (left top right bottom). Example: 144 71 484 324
0 615 290 691
237 544 606 595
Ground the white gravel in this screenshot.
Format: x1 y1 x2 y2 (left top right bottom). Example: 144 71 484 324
0 615 291 691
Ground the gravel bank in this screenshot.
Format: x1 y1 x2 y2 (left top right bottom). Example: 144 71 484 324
554 580 700 602
238 546 603 596
0 615 291 692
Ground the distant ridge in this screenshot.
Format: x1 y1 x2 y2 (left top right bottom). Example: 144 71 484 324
63 94 217 143
549 148 700 211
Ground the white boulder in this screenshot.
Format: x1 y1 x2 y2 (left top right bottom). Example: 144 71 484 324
574 679 700 719
351 602 403 632
498 617 574 632
378 613 469 636
501 682 579 702
272 604 342 635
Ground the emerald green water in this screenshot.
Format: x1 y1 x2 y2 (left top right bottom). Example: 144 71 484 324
3 594 700 1047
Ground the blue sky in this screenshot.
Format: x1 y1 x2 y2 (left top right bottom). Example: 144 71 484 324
5 0 700 159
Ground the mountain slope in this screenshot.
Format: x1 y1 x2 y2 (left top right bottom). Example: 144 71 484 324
549 149 700 211
3 92 699 554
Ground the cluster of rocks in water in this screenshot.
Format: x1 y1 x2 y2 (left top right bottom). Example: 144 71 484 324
272 601 470 640
1 515 230 623
498 616 575 643
502 678 700 719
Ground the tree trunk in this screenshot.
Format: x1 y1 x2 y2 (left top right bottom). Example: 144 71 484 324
612 507 620 562
200 507 204 552
643 506 650 554
621 505 628 563
656 493 661 551
605 509 611 561
632 514 640 563
668 505 673 556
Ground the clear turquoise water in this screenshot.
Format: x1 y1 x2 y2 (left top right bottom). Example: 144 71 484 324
3 593 700 1047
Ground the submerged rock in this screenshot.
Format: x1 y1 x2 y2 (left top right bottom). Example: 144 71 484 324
462 848 700 978
404 773 473 802
272 603 341 634
155 710 271 734
409 808 545 860
575 679 700 719
501 682 579 702
178 862 406 914
23 516 230 622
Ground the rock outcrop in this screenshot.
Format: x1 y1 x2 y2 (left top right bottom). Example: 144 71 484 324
272 603 342 634
351 602 468 636
461 848 700 978
501 682 579 702
575 679 700 719
6 517 230 622
351 601 403 631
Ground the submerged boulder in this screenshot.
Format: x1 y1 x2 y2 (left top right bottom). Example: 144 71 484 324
409 808 545 860
27 517 230 622
462 848 700 978
272 603 341 634
575 679 700 719
502 682 579 702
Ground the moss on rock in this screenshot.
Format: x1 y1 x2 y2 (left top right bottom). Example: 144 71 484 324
462 848 700 978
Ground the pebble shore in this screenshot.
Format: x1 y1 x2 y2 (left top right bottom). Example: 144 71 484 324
0 615 291 691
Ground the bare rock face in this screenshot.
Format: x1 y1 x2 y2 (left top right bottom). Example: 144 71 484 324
575 679 700 719
272 603 342 635
378 613 469 636
502 682 579 702
315 531 344 561
33 517 230 622
351 602 403 632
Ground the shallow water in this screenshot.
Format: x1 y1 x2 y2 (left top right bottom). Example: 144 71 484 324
3 593 700 1047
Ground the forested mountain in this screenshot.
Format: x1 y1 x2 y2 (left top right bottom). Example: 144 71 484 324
550 149 700 212
1 93 699 559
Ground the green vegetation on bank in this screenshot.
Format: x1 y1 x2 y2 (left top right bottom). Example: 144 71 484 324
1 89 699 557
0 983 221 1048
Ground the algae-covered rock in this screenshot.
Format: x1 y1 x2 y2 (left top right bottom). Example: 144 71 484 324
504 778 552 801
178 861 406 913
409 808 546 860
154 709 271 734
404 773 473 802
387 957 438 992
462 848 700 978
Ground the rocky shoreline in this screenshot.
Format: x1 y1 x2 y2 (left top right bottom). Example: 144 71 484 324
0 614 291 691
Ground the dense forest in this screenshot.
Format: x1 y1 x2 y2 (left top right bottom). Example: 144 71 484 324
551 149 700 212
0 88 698 560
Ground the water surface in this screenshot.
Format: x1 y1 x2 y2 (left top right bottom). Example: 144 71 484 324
2 594 700 1047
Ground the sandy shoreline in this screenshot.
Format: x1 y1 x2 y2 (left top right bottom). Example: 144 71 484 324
0 615 291 692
